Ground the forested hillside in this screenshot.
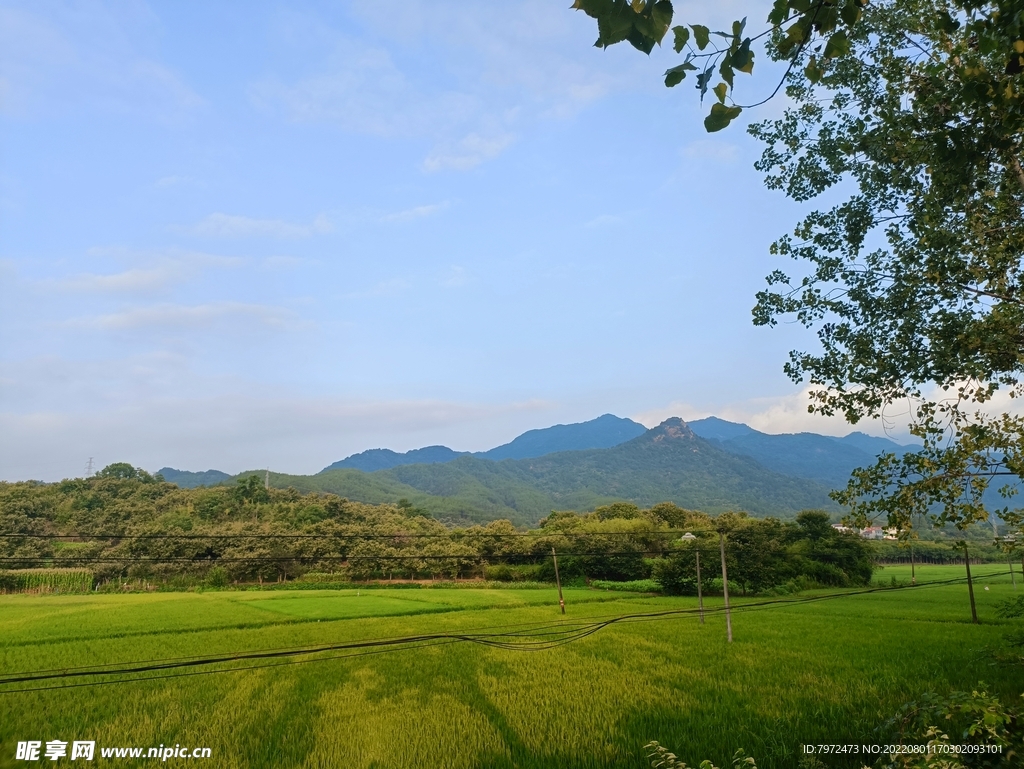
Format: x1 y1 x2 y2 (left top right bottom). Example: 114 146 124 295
242 418 837 523
0 463 874 594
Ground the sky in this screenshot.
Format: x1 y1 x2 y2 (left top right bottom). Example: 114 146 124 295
0 0 912 481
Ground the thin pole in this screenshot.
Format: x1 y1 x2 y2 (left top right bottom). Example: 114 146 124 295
695 548 704 625
963 543 979 624
719 533 732 643
1010 550 1017 590
551 547 565 615
910 542 916 585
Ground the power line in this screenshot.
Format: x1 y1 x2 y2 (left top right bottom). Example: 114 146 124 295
0 571 1004 695
0 550 671 564
0 531 697 540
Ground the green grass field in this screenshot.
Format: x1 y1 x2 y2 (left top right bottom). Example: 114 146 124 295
2 564 1023 768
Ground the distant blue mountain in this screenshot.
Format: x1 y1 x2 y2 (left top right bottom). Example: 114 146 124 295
320 414 647 473
684 416 756 442
688 417 918 488
835 431 918 457
478 414 647 461
322 445 467 473
156 468 232 489
160 414 921 495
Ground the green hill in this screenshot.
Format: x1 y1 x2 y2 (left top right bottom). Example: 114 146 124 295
237 418 835 524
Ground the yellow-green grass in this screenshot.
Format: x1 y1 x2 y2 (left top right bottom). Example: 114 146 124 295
1 566 1023 769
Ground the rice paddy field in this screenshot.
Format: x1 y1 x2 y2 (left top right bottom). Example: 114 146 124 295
2 564 1023 769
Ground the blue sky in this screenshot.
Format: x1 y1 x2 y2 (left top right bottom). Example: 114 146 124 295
0 0 903 480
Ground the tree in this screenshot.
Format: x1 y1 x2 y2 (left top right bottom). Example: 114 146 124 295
574 1 1024 538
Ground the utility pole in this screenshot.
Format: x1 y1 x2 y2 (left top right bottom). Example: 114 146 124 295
695 548 704 625
910 542 916 586
85 457 95 476
719 532 732 643
265 468 270 490
551 547 565 615
962 542 979 624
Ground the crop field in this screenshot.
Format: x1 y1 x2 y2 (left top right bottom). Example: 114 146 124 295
2 564 1023 769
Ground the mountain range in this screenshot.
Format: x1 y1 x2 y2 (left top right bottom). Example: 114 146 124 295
320 413 648 471
157 414 918 525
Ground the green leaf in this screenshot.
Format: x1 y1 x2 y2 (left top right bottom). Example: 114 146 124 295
651 1 673 30
713 82 728 103
936 10 960 33
777 20 809 58
704 102 742 132
691 24 710 50
767 0 790 25
595 2 635 48
823 29 851 59
731 38 753 72
804 54 823 83
672 25 689 52
632 1 673 49
627 27 657 54
732 17 747 39
696 66 714 99
840 0 862 27
664 61 695 87
719 58 734 87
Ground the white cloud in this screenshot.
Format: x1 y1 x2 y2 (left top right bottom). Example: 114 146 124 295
249 38 478 137
51 250 244 296
0 6 202 120
440 266 468 288
346 277 410 299
186 213 333 238
0 393 553 481
251 2 634 172
260 255 308 270
633 386 915 441
66 302 297 332
682 139 740 163
584 214 624 228
422 132 516 172
155 175 194 188
58 266 182 294
380 201 450 223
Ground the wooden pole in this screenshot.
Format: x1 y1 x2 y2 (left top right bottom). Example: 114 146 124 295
963 543 979 624
695 548 704 625
1010 550 1017 591
719 533 732 643
910 542 916 585
552 547 565 615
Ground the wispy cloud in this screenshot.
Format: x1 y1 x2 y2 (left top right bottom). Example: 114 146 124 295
380 201 450 223
186 213 333 239
53 251 243 296
0 391 554 481
58 266 183 294
155 175 194 188
250 3 631 172
422 133 516 172
584 214 624 228
633 387 916 440
0 6 202 121
66 302 297 331
682 139 740 163
440 265 468 288
346 277 410 299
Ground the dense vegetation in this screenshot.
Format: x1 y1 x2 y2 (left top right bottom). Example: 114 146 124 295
2 464 872 593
